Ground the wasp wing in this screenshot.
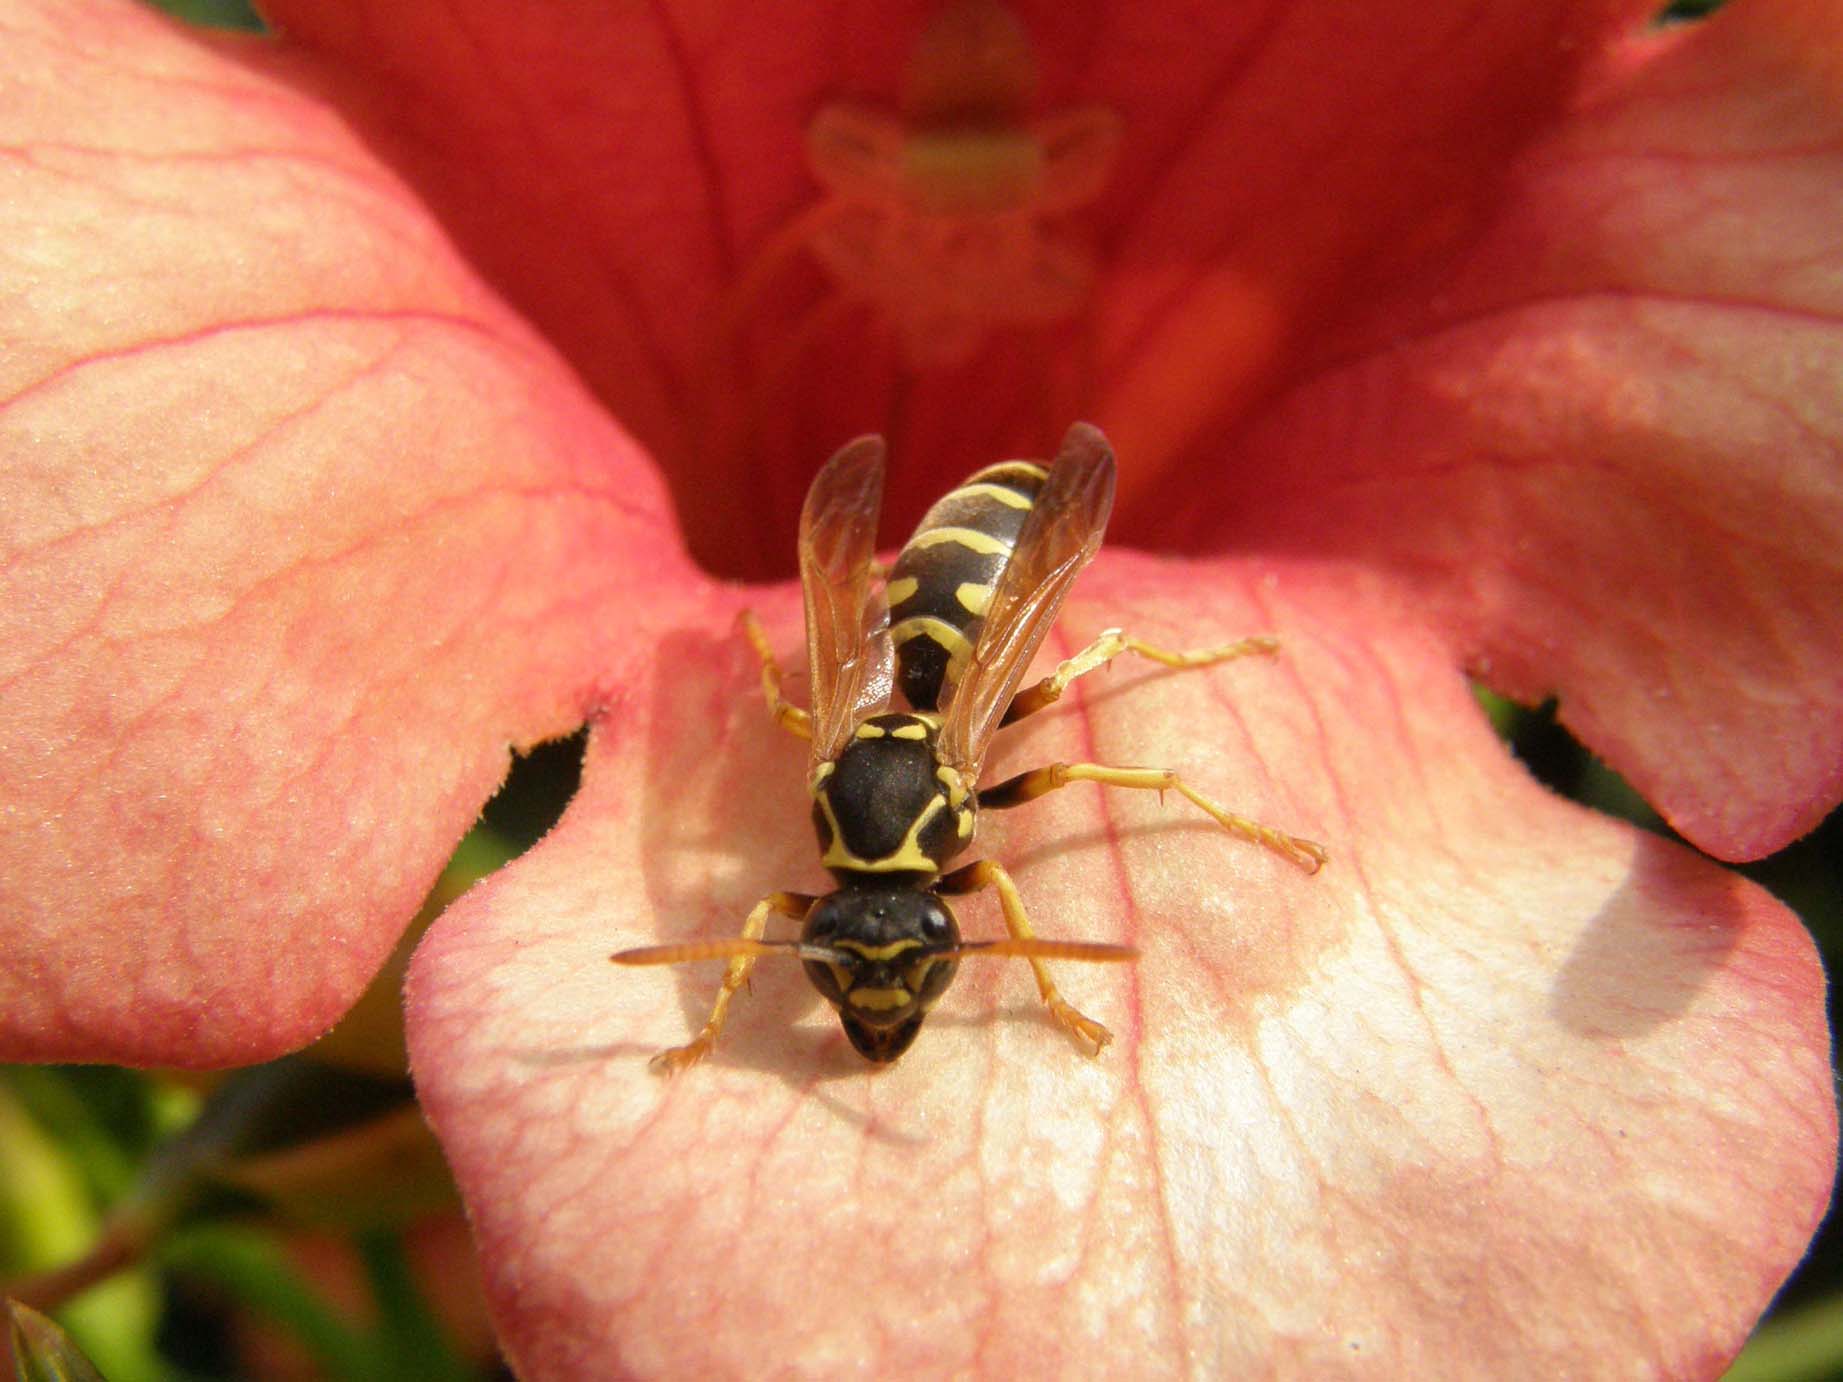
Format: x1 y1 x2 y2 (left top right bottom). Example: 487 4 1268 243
938 423 1116 777
801 435 895 766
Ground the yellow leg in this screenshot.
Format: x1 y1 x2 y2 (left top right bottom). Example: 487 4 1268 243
1002 627 1280 725
937 859 1117 1055
979 762 1327 874
737 610 811 741
650 891 814 1074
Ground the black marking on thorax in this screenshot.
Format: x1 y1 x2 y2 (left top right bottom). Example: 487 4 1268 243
810 713 977 880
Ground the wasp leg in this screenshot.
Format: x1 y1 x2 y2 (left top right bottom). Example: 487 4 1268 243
979 763 1327 873
737 610 812 741
1001 628 1281 726
936 859 1117 1055
650 890 815 1074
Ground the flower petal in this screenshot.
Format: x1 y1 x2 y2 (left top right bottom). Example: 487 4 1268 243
252 0 1655 575
408 556 1832 1376
1169 0 1843 861
245 0 1840 862
0 0 692 1064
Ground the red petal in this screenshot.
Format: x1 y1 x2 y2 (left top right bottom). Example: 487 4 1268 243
246 0 1843 854
252 0 1654 574
1168 0 1843 860
409 558 1832 1376
0 0 693 1063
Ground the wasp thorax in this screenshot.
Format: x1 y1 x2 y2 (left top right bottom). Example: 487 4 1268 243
811 713 970 882
801 887 963 1062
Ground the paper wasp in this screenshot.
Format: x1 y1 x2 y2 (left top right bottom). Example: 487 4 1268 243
614 423 1325 1070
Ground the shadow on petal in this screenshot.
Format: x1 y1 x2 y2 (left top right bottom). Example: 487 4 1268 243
1552 835 1752 1039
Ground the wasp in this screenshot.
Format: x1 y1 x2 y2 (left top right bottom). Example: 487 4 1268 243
614 423 1325 1070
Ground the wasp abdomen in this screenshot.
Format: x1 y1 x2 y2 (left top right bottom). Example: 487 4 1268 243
889 459 1049 710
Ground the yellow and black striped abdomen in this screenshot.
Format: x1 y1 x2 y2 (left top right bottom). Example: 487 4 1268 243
888 460 1048 710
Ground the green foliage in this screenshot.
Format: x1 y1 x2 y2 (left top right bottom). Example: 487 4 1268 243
140 0 263 31
1727 1297 1843 1382
1659 0 1731 21
157 1226 474 1382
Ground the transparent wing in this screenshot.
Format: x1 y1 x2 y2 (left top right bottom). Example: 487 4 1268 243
938 423 1116 776
801 435 895 765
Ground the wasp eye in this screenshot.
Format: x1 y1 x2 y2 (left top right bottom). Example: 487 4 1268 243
802 955 852 1006
908 954 958 1013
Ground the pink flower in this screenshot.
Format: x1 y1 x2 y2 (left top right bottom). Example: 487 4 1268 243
2 0 1837 1373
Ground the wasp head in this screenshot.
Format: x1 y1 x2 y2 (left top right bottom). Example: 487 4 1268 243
801 887 961 1062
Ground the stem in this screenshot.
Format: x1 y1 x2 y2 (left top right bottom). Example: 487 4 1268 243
1 1216 149 1312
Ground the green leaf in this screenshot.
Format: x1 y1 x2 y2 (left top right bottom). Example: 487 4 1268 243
1725 1296 1843 1382
158 1224 378 1381
356 1232 473 1382
207 1107 459 1231
139 0 264 32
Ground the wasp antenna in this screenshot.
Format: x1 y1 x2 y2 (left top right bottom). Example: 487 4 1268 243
612 938 819 967
947 939 1138 963
794 943 856 965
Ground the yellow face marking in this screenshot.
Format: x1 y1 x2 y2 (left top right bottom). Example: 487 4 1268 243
891 722 928 740
907 957 942 995
884 575 921 606
907 525 1010 556
855 722 888 739
837 938 923 961
955 581 993 616
817 792 949 873
948 481 1033 510
848 987 915 1012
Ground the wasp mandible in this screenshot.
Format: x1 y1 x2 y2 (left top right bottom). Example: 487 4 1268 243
614 423 1325 1070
